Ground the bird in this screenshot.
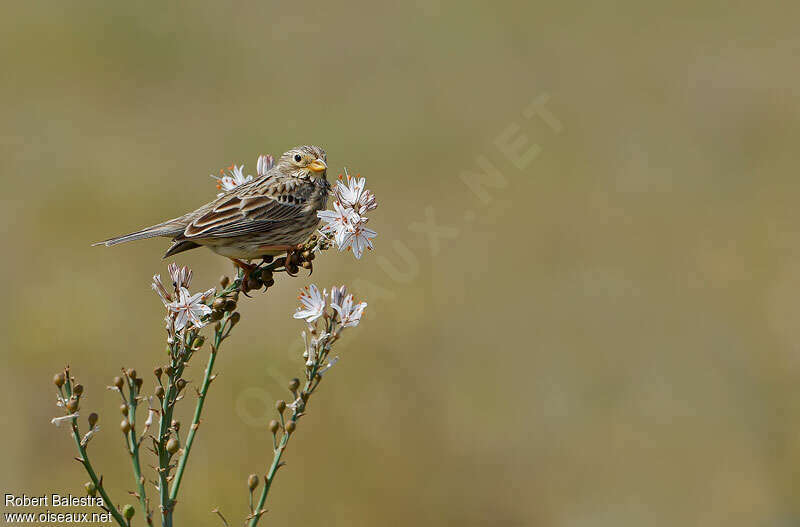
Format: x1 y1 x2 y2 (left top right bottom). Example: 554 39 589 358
94 145 331 278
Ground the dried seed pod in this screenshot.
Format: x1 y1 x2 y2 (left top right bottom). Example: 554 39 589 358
154 386 165 399
153 367 163 379
285 421 296 433
176 379 187 391
224 299 237 312
248 474 259 491
268 420 280 434
259 269 273 281
126 369 137 380
53 372 66 388
66 398 79 413
275 400 286 413
164 366 174 376
166 437 180 454
112 376 124 390
120 404 128 416
72 384 84 396
171 420 180 432
134 378 143 390
88 413 98 428
219 275 230 288
263 278 275 288
120 419 131 434
288 378 300 392
212 298 226 311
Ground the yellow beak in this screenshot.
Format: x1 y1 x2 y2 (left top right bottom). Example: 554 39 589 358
308 159 327 173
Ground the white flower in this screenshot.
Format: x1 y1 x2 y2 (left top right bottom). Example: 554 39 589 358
293 284 327 322
330 285 348 312
331 293 367 327
80 425 100 447
168 287 214 331
51 413 79 427
152 274 172 305
212 164 253 196
334 173 377 215
339 221 377 259
318 172 378 259
167 263 193 289
257 154 275 177
317 201 359 247
317 356 339 376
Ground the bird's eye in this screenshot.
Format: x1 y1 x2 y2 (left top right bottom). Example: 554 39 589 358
294 154 302 163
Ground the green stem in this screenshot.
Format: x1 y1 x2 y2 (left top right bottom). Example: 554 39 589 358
247 318 336 526
158 356 185 527
169 320 226 502
126 383 150 525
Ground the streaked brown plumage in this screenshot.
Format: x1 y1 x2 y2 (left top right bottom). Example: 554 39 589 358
95 145 330 263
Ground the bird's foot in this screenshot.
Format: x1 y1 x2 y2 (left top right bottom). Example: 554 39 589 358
230 258 258 296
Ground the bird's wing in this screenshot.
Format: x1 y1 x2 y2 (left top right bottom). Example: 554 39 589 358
182 177 309 239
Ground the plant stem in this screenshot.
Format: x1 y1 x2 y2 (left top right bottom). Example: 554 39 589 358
158 354 185 527
63 373 126 527
247 360 324 527
169 319 226 502
126 383 150 525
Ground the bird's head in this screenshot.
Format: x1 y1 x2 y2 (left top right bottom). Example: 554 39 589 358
276 145 327 180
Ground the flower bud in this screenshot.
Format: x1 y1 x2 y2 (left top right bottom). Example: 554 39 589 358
212 298 226 311
134 378 143 390
120 404 128 416
302 261 312 269
53 372 66 388
224 299 237 312
268 420 280 434
166 437 179 455
122 504 135 521
214 321 222 332
112 376 124 390
72 384 84 397
219 275 230 288
176 379 187 391
88 413 98 428
153 367 163 379
210 310 224 322
66 398 79 413
230 312 241 327
84 482 96 497
154 386 165 399
171 420 180 432
247 275 262 291
193 336 205 349
275 400 286 413
247 474 259 491
120 419 131 434
285 421 296 433
126 369 137 380
288 378 300 392
301 250 313 261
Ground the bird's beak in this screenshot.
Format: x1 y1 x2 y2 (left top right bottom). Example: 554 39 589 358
308 159 327 173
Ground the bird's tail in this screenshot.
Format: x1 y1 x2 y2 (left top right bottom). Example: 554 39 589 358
93 218 187 247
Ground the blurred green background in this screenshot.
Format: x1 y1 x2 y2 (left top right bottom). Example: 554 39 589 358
2 1 800 525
